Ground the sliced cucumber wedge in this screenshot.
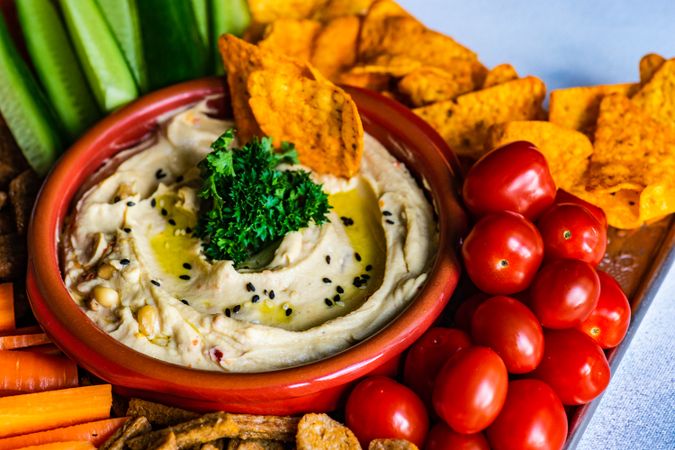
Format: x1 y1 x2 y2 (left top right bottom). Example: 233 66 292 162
0 15 63 175
16 0 100 141
210 0 251 74
137 0 209 90
96 0 148 93
59 0 138 112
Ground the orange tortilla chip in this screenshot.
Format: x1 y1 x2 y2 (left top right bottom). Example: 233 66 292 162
414 76 546 159
247 0 327 23
398 66 474 107
548 83 638 136
258 19 322 61
247 69 363 177
639 53 665 85
311 15 361 80
337 70 391 91
631 58 675 126
483 63 519 88
485 120 593 191
318 0 375 19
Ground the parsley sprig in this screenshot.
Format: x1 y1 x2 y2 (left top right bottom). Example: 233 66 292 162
195 129 331 265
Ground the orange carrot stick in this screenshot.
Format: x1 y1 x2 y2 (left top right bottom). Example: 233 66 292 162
0 417 127 449
25 344 61 355
0 384 112 438
0 332 51 350
0 326 43 337
0 284 14 331
14 441 96 450
0 350 78 395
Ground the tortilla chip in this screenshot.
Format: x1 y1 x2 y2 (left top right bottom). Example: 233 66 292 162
258 20 322 61
548 83 639 136
318 0 375 19
483 63 519 88
337 70 391 91
311 15 361 80
485 121 593 191
398 66 475 107
631 58 675 126
248 0 328 23
639 53 665 85
248 69 363 177
296 413 361 449
580 93 675 228
414 76 546 159
368 439 418 450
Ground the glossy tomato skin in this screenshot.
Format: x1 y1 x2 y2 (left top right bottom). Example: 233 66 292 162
471 296 544 374
529 259 601 328
454 293 488 332
426 423 490 450
403 327 471 405
533 329 610 405
345 376 429 447
486 379 568 450
554 189 607 229
537 203 607 266
577 270 631 348
463 141 556 220
462 211 544 295
433 346 508 434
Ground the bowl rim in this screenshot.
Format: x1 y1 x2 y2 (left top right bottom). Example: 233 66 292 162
27 77 466 399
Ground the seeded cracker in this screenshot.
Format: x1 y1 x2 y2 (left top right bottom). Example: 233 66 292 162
258 19 322 61
368 439 418 450
148 430 178 450
296 413 361 449
639 53 665 85
311 15 361 81
100 417 152 450
227 439 284 450
485 120 593 191
413 76 546 159
482 63 519 88
631 58 675 126
126 398 199 427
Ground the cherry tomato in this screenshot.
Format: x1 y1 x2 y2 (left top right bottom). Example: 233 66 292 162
471 296 544 374
433 346 508 434
486 379 568 450
346 376 429 447
533 329 610 405
454 293 488 332
577 270 631 348
529 259 600 328
554 189 607 230
463 141 556 220
462 211 544 295
403 327 471 405
426 423 490 450
537 203 607 266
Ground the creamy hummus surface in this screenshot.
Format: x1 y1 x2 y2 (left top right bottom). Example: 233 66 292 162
62 100 438 372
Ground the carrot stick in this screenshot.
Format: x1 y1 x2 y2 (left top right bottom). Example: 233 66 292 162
0 332 51 350
0 384 112 438
25 344 61 355
0 417 127 449
0 326 43 337
0 283 14 331
14 441 96 450
0 350 78 395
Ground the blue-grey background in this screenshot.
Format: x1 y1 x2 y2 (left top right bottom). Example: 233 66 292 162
397 1 675 448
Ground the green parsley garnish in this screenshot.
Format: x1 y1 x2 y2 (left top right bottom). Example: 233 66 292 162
195 129 331 265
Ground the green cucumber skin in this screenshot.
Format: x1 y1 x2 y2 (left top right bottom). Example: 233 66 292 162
210 0 251 74
16 0 100 141
0 15 62 176
60 0 138 112
137 0 209 90
96 0 148 93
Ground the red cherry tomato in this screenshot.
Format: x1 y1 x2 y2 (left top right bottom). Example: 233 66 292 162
533 329 610 405
471 296 544 374
554 189 607 230
454 293 488 332
433 347 508 434
426 423 490 450
577 270 631 348
486 379 568 450
462 211 544 295
463 141 556 220
530 259 600 328
345 376 429 447
403 327 471 405
537 203 607 266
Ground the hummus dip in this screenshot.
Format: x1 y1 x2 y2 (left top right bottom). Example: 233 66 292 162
62 100 437 373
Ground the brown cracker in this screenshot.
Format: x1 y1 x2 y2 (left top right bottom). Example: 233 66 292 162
126 398 199 428
227 440 283 450
368 439 418 450
100 416 152 450
0 233 26 280
296 413 361 450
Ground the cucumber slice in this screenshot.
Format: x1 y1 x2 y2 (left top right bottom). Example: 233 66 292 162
96 0 148 93
191 0 210 47
210 0 251 74
16 0 100 141
59 0 138 112
0 15 62 176
137 0 209 90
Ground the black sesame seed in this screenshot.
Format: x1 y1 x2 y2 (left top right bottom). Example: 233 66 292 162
325 255 331 264
233 305 241 313
123 228 131 233
120 258 130 266
185 227 192 234
151 279 160 287
383 210 392 216
386 219 395 225
366 264 373 271
155 169 167 180
353 277 362 288
181 299 189 305
176 175 184 183
168 219 176 226
179 275 191 280
361 274 371 280
251 295 260 303
322 277 332 284
127 201 136 207
324 298 333 307
269 290 276 299
161 208 168 216
336 286 344 294
183 262 192 270
151 198 156 207
285 308 293 316
225 308 231 317
355 252 362 262
333 294 341 302
246 282 256 292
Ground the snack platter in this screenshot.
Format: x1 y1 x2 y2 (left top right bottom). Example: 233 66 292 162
0 0 674 448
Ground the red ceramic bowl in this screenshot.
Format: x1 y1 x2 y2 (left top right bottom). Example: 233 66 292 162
27 77 466 414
